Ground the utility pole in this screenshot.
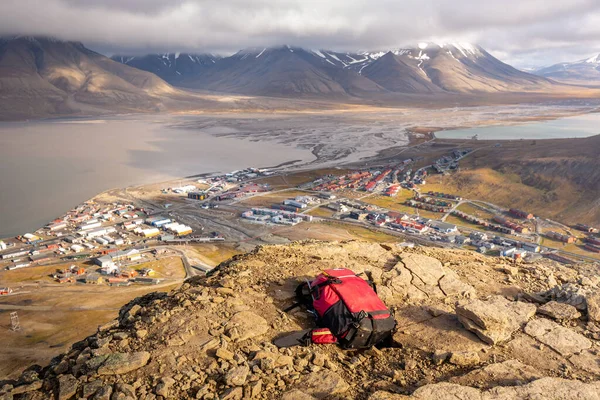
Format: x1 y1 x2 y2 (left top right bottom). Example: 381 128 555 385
10 312 20 331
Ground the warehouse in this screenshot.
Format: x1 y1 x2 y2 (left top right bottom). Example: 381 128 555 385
48 221 67 231
283 199 307 209
71 244 85 253
151 219 172 227
141 228 160 238
427 220 459 234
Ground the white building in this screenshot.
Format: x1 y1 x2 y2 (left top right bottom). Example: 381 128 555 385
70 244 84 253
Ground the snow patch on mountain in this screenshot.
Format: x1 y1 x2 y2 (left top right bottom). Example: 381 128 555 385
586 54 600 64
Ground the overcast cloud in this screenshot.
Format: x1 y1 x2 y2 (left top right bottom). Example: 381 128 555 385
1 0 600 68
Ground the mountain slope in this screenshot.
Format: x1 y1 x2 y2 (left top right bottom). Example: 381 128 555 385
0 36 176 119
535 54 600 84
178 45 385 97
111 53 220 84
361 43 555 93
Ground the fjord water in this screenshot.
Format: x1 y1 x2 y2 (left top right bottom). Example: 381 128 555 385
436 112 600 140
0 116 314 238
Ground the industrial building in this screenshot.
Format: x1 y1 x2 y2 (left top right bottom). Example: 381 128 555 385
47 221 67 231
188 191 208 200
163 222 193 236
95 249 142 273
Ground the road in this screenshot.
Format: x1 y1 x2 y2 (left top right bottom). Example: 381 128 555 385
151 245 212 278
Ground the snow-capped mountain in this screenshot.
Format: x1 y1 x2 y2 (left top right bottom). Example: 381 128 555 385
178 45 384 97
112 42 553 96
534 54 600 83
111 53 220 83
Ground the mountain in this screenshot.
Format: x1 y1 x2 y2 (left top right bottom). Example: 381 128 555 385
110 52 220 84
534 54 600 84
357 43 554 93
0 36 177 119
177 45 385 97
115 43 555 97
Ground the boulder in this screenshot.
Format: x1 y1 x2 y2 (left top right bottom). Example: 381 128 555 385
299 370 349 399
369 391 412 400
586 292 600 323
524 319 591 356
537 301 581 320
543 283 599 313
456 296 536 344
90 352 151 375
405 378 600 399
281 389 317 400
91 384 113 400
225 365 249 386
56 374 78 400
448 351 480 367
227 311 269 342
10 381 42 395
384 254 475 302
449 360 542 389
154 377 175 397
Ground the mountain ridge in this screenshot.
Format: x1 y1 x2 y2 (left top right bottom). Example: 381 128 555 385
111 42 556 97
534 53 600 84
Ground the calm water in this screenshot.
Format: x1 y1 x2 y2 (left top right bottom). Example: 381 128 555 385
436 113 600 140
0 115 314 238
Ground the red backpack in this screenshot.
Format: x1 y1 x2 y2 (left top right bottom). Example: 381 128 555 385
290 268 396 349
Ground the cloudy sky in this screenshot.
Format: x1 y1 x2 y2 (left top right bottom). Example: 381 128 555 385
1 0 600 68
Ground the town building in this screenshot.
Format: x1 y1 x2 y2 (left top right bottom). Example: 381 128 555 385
427 221 458 234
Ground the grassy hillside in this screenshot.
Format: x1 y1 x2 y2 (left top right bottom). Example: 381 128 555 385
425 135 600 225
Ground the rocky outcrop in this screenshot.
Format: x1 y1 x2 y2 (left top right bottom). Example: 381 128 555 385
542 282 600 322
537 301 581 320
1 241 599 399
524 319 592 356
382 253 476 303
383 378 600 399
449 360 543 388
456 296 536 344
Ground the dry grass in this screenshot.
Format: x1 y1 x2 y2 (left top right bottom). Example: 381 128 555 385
189 243 243 266
133 256 186 280
0 282 179 379
456 203 496 219
307 207 337 218
361 191 415 212
0 261 94 285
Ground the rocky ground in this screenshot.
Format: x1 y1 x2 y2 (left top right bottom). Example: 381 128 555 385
2 240 600 399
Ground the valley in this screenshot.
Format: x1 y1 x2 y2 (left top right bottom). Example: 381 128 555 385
2 109 600 377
